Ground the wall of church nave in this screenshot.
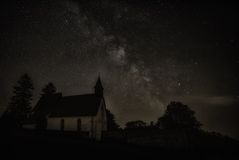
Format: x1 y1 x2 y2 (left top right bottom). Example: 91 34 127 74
47 117 93 131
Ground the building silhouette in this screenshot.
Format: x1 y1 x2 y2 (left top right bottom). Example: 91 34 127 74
23 77 107 140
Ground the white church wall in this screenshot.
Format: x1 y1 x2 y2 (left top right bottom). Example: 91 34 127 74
47 116 93 131
45 98 107 141
80 116 92 131
93 101 107 140
64 117 77 131
47 117 61 130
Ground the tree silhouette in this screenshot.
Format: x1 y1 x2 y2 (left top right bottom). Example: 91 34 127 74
42 82 57 95
157 101 202 130
106 109 120 131
125 120 147 130
3 74 34 127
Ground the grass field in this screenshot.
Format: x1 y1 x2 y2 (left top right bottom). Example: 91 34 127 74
0 129 238 160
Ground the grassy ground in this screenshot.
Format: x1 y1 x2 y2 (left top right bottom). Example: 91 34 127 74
0 129 238 160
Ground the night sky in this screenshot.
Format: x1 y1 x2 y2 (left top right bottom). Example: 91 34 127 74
0 0 239 139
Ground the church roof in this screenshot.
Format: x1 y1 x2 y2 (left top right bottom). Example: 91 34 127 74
33 93 103 118
49 94 102 117
33 93 62 117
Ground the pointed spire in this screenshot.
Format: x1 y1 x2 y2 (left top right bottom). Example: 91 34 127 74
94 76 103 97
95 76 103 88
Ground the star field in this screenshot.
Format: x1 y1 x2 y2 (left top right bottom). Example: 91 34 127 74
0 0 239 139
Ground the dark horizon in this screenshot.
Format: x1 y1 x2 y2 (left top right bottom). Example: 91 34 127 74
0 0 238 140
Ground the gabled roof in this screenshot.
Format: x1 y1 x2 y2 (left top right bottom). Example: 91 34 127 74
49 94 102 117
33 93 62 117
33 93 103 118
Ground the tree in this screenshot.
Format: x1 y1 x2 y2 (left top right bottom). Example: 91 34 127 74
157 101 202 130
41 82 56 95
125 120 147 130
106 109 120 131
3 74 34 127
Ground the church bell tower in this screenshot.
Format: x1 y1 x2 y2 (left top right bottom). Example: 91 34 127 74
94 76 103 97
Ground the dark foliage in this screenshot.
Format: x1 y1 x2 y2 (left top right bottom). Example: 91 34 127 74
106 109 120 131
1 74 34 128
125 120 147 130
156 101 202 130
41 82 57 95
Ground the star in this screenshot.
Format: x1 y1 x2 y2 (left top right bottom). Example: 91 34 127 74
177 82 181 87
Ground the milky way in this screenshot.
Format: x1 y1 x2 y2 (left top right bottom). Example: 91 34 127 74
0 0 239 139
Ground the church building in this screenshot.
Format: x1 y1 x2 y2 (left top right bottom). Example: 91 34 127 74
30 77 107 140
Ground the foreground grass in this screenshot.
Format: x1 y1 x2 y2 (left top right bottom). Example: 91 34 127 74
0 129 238 160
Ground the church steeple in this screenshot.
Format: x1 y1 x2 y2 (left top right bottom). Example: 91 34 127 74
94 76 103 97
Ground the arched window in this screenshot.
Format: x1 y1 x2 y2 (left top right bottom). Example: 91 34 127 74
77 119 81 131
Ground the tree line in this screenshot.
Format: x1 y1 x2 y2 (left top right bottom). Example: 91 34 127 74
124 101 202 131
0 73 57 128
1 73 202 133
0 73 119 130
